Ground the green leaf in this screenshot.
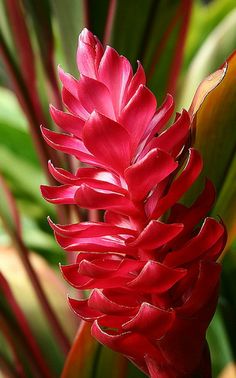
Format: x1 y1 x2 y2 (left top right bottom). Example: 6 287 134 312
110 0 192 101
180 8 236 110
0 87 27 130
207 308 234 377
0 147 51 212
212 153 236 247
184 0 236 71
51 0 84 75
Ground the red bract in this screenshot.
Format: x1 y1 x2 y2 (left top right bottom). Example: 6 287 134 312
41 29 227 377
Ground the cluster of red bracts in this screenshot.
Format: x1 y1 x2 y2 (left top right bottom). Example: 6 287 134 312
41 29 227 377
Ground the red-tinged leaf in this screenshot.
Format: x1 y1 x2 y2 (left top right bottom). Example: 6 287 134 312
188 52 236 196
4 0 35 87
0 273 53 377
189 67 226 120
61 321 98 378
22 0 62 108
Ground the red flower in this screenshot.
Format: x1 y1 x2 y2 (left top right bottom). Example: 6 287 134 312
41 29 227 377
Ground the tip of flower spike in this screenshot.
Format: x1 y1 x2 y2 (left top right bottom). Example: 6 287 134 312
78 28 99 48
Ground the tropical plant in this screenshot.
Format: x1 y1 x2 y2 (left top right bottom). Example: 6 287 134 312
0 1 235 377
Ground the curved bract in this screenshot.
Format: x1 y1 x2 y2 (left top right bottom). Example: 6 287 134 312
41 29 227 377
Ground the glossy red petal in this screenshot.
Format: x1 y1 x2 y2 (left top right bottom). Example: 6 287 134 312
164 218 225 267
98 46 132 115
168 179 216 234
69 297 102 321
55 232 130 253
77 75 115 119
83 112 132 174
120 85 156 151
179 260 221 316
143 109 190 158
40 184 77 204
127 260 186 293
148 148 203 219
89 289 137 315
41 127 103 167
61 263 92 288
126 61 146 101
62 87 89 119
91 321 162 374
128 220 183 250
122 302 175 339
48 218 135 238
77 28 104 79
143 94 174 142
50 105 84 138
75 183 138 216
48 161 77 184
125 148 178 201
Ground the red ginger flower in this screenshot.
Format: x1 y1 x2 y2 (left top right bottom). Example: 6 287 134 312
41 29 227 377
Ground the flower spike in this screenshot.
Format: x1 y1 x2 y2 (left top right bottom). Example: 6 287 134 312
41 28 227 377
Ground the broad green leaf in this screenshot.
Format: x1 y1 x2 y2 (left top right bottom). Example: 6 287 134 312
219 244 236 358
212 154 236 247
184 0 236 71
110 0 154 65
0 148 51 214
110 0 192 101
22 217 65 264
22 0 53 74
0 87 27 130
179 8 236 109
51 0 84 75
85 0 110 42
207 308 234 377
0 121 39 167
